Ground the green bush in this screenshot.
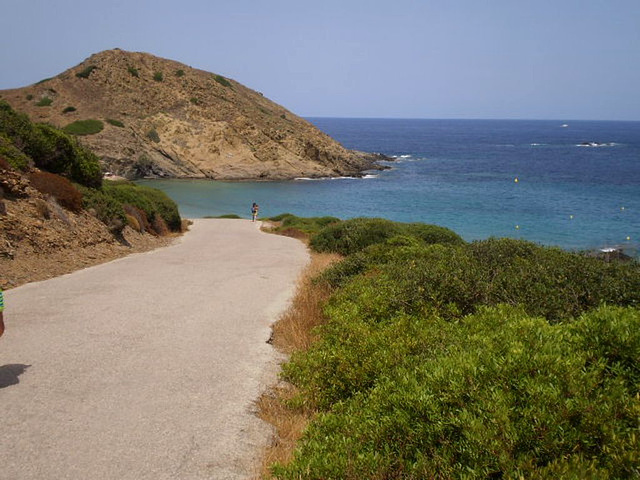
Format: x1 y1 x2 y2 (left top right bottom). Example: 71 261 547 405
190 97 200 105
62 106 76 114
146 129 160 143
77 184 126 233
127 66 139 78
175 69 185 77
68 143 103 188
75 65 97 78
0 133 30 170
0 102 102 187
103 183 181 231
153 71 163 82
310 217 464 255
63 119 104 136
319 237 640 323
277 306 640 479
26 94 34 101
213 74 232 88
36 97 53 107
268 213 341 236
106 118 124 128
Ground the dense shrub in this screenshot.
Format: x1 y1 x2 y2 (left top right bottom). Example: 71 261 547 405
63 119 104 135
127 66 139 78
36 97 53 107
268 213 341 236
151 214 170 236
75 65 97 78
277 306 640 479
77 184 126 233
19 123 102 188
106 118 124 128
175 69 185 77
62 106 77 113
103 183 181 231
29 171 83 212
310 217 464 255
153 71 163 82
123 203 150 233
146 129 160 143
321 239 640 323
26 94 34 101
0 134 30 170
213 74 232 87
190 97 200 105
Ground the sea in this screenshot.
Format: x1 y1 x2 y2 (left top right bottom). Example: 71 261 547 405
139 118 640 256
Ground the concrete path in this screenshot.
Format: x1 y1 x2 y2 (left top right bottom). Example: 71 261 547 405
0 219 309 480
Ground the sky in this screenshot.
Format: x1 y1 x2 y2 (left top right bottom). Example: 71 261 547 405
1 0 639 120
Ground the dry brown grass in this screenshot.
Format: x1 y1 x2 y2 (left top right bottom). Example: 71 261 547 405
271 252 341 354
257 251 341 478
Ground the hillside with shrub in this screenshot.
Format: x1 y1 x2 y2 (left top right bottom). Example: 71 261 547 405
265 217 640 479
0 49 384 180
0 100 182 289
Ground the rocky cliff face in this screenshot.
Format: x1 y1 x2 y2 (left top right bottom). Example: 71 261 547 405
0 49 382 180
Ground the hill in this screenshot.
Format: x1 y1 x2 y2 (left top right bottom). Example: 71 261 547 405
0 49 384 180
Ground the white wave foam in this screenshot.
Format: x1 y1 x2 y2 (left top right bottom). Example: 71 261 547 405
576 142 617 147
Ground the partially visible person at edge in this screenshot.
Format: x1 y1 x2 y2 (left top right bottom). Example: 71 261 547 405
251 202 259 222
0 289 5 337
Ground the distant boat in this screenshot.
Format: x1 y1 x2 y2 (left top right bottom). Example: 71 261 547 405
561 124 569 128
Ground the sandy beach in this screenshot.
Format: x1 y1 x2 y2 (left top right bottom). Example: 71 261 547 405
0 219 309 479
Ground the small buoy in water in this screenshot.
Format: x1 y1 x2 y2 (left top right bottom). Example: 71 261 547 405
621 206 625 211
627 236 631 241
515 225 520 230
514 177 519 183
569 215 574 219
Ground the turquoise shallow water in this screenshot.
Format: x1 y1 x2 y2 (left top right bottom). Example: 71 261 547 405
138 118 640 255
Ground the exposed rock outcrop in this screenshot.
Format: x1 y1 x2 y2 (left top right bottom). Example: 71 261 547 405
0 49 384 180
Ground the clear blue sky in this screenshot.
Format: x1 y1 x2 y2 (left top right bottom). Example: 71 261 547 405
2 0 639 120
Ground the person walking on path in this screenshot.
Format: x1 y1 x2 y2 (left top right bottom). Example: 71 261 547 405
251 202 259 222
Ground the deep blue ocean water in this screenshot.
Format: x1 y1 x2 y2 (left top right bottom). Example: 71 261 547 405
139 118 640 255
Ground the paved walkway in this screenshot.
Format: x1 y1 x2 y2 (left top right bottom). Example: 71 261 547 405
0 219 309 479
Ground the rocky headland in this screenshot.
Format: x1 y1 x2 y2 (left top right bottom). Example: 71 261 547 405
0 49 386 180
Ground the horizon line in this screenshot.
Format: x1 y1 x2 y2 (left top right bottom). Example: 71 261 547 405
302 115 640 122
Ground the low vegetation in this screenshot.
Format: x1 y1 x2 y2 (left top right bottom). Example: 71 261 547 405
153 71 163 82
35 97 53 107
146 129 160 143
175 69 185 77
63 119 104 136
265 216 640 479
267 213 341 238
0 100 181 236
76 65 97 79
127 66 139 78
1 101 102 186
106 118 124 128
29 170 83 212
213 74 232 88
62 106 77 114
